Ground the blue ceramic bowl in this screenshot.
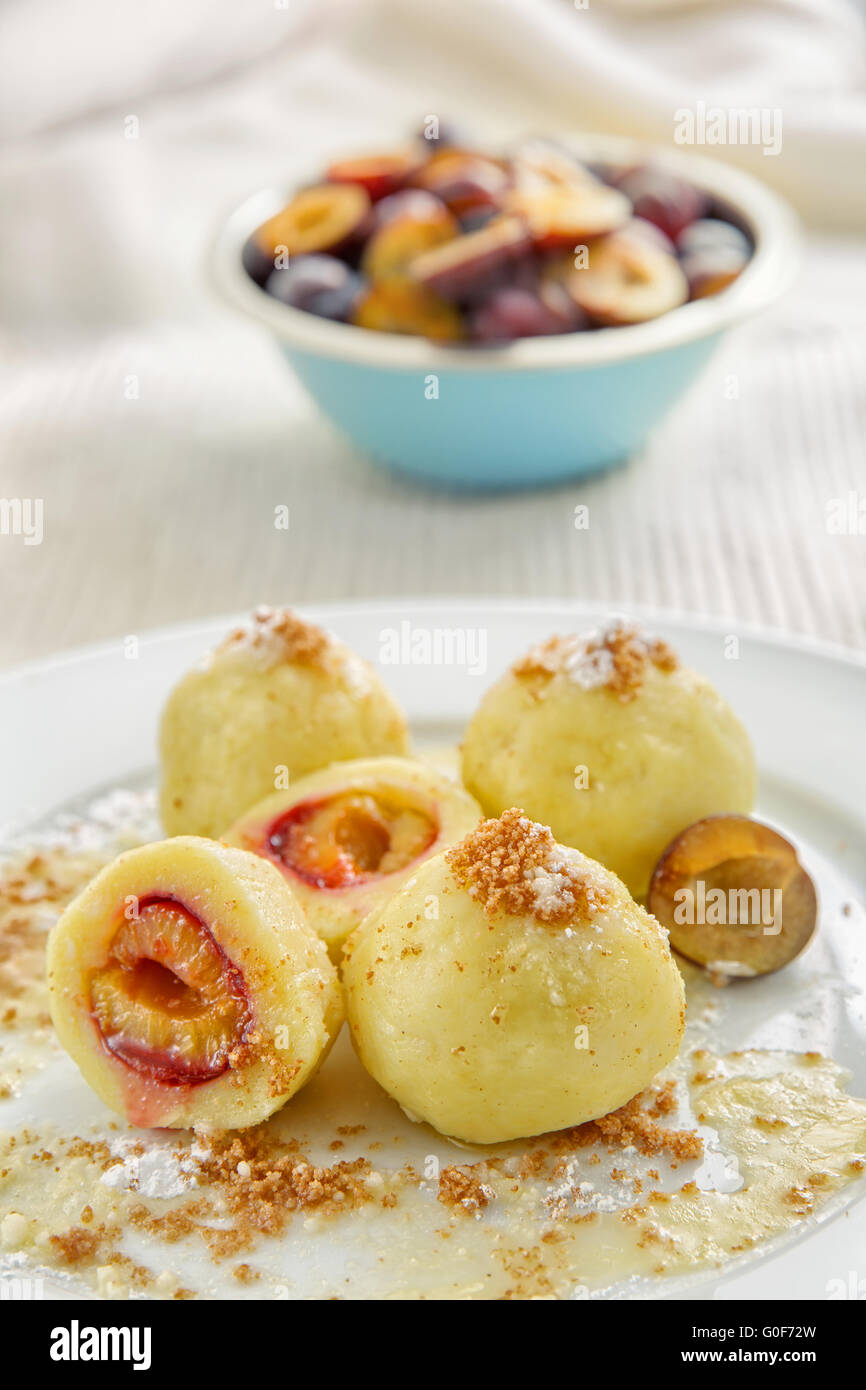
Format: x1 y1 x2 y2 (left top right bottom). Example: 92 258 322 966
211 136 799 490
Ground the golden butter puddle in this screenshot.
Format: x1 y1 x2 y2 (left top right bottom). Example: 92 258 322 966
1 793 865 1299
352 1050 866 1300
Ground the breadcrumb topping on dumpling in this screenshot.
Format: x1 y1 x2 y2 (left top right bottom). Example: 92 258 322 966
446 808 609 925
513 621 678 702
218 606 331 669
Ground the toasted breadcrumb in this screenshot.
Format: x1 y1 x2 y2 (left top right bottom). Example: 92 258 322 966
588 1101 702 1160
191 1131 377 1236
437 1165 495 1214
551 1083 703 1162
446 808 609 924
783 1185 815 1215
647 1080 677 1117
219 606 331 668
513 622 678 702
49 1222 115 1265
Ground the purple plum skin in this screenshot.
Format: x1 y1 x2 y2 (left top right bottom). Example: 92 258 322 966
614 165 708 242
470 285 588 342
265 255 366 322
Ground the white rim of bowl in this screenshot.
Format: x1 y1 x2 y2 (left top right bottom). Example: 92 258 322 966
209 134 802 372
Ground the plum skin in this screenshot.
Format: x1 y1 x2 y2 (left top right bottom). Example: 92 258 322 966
265 255 365 322
470 285 585 342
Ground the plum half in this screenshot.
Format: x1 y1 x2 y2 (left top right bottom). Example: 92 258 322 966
266 792 436 889
251 183 371 266
649 815 818 978
90 897 250 1084
351 279 464 339
504 181 631 250
47 838 343 1129
410 149 510 215
563 228 688 325
327 149 423 202
361 191 458 283
409 216 532 303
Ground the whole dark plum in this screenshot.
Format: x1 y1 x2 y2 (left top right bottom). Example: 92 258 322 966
242 235 275 287
459 205 499 235
615 165 708 242
266 255 366 322
677 220 752 299
677 218 751 256
470 285 585 342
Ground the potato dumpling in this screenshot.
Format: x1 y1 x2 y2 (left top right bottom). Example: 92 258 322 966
47 837 343 1130
225 756 481 959
160 607 409 837
343 808 685 1144
461 622 755 899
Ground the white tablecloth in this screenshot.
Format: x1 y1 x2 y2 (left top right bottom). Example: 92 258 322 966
1 0 864 665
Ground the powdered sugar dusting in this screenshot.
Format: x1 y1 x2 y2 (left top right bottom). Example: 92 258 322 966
101 1136 199 1200
513 620 678 702
217 606 331 669
447 809 610 925
210 608 377 697
0 786 158 860
564 634 617 690
527 844 608 921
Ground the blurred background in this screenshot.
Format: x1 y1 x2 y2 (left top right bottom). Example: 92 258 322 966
1 0 864 666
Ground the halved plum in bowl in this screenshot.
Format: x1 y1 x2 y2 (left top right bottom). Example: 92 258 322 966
211 129 800 487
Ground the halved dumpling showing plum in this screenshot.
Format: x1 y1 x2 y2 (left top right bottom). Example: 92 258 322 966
224 756 481 959
47 838 343 1130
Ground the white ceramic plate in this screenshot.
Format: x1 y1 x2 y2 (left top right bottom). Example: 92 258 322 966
1 600 864 1301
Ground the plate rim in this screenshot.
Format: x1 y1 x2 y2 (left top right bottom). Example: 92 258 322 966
1 597 864 688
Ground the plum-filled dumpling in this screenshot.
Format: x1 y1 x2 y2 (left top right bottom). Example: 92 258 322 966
461 622 755 899
47 838 343 1130
160 607 409 837
225 757 481 959
343 809 685 1144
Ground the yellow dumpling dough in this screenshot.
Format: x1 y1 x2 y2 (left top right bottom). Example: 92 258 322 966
160 607 409 837
343 809 685 1144
225 757 481 959
47 837 343 1130
461 623 755 899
